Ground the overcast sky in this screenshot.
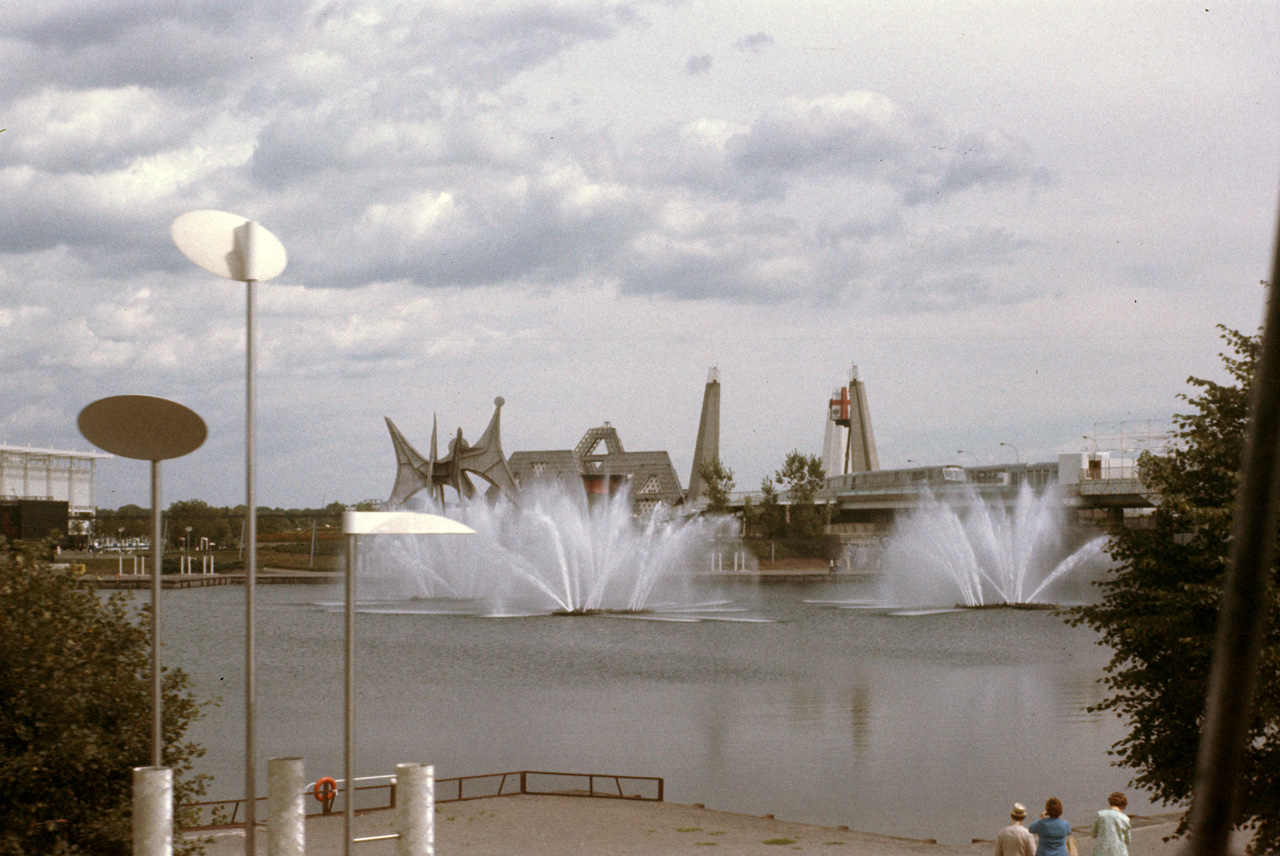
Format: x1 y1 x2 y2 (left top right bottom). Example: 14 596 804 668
3 1 1277 510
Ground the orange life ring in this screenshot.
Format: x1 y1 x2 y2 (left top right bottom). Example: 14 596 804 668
313 776 338 805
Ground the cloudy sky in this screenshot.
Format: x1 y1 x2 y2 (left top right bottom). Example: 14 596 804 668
3 1 1277 510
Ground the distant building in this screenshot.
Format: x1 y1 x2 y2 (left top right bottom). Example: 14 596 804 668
0 444 110 543
510 423 685 517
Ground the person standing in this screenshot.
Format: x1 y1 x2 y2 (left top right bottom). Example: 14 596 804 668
996 803 1037 856
1029 798 1073 856
1090 792 1131 856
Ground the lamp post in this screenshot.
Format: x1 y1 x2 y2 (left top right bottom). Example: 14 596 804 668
78 395 207 766
957 450 979 466
999 442 1020 463
341 511 473 856
172 210 287 855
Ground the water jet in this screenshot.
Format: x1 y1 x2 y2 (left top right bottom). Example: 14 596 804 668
878 482 1110 608
360 484 734 615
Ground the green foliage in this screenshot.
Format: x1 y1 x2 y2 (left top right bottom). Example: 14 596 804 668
743 452 836 558
96 501 358 550
1067 326 1280 854
755 476 786 539
697 457 736 514
0 540 211 855
774 450 827 540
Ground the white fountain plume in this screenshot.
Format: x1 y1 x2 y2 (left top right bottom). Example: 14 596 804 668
878 482 1111 607
358 483 734 615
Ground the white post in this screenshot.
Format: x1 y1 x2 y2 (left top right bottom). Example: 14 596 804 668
132 766 173 856
267 757 305 856
344 534 357 856
394 763 434 856
245 276 260 856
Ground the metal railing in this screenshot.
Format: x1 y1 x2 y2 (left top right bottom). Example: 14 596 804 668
179 769 663 831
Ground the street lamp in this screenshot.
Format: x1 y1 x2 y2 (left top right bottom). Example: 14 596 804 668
957 450 979 466
999 442 1021 463
78 395 206 766
341 511 473 856
172 210 287 855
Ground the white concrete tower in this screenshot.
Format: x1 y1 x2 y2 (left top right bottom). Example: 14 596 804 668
823 387 849 477
844 363 879 473
823 363 879 477
687 367 721 503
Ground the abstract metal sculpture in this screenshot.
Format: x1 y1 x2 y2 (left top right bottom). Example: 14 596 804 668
385 397 519 507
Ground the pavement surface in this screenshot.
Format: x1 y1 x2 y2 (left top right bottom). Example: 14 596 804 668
189 795 1216 856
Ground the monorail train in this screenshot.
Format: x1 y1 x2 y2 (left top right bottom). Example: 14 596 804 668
825 465 967 492
826 462 1056 493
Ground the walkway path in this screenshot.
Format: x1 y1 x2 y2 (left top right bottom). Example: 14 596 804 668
191 795 1212 856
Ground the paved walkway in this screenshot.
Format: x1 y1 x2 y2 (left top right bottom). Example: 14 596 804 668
190 795 1211 856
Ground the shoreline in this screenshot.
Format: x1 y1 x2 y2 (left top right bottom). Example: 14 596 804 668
191 795 1206 856
79 567 878 588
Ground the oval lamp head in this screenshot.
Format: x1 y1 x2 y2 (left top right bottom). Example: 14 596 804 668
78 395 207 461
172 210 287 282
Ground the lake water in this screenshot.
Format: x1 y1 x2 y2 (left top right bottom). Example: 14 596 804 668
151 577 1160 844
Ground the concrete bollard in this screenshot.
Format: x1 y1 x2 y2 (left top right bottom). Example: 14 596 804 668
394 763 434 856
267 757 305 856
132 765 172 856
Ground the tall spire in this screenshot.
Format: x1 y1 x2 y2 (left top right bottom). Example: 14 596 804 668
845 363 879 473
687 367 721 503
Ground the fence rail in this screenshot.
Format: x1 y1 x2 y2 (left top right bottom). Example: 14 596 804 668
179 769 663 831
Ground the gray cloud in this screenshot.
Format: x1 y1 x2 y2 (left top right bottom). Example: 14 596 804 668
734 31 774 51
1 0 1272 508
686 54 712 75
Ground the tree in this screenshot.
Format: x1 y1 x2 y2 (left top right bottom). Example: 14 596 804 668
166 499 235 550
697 457 736 514
755 475 786 539
0 539 211 855
1067 326 1280 854
774 450 826 539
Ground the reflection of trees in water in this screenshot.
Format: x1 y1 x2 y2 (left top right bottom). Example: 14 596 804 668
849 684 872 755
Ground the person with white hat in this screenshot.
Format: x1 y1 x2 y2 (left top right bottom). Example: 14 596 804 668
995 802 1037 856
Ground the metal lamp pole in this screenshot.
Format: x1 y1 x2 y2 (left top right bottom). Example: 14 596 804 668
79 396 207 767
173 211 287 855
341 511 473 856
